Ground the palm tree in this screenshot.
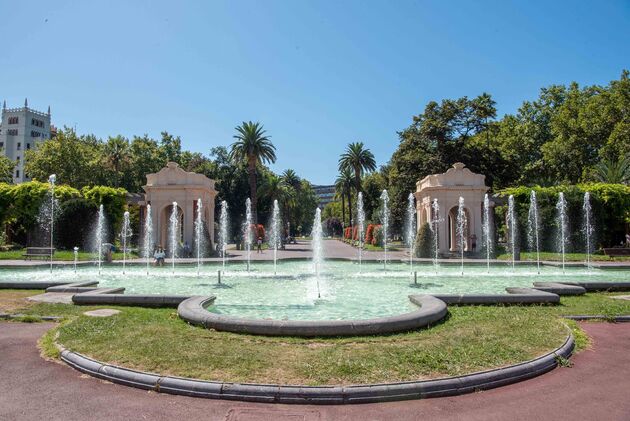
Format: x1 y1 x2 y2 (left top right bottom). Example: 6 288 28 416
104 135 130 187
229 121 276 223
595 156 630 184
335 168 354 228
338 142 377 193
281 169 301 191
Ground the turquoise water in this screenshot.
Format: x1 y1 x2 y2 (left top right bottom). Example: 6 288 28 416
2 260 628 320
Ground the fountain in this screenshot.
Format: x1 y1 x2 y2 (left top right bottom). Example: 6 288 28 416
219 200 229 271
195 198 204 276
269 199 281 275
583 192 593 270
311 207 323 298
527 191 541 274
380 190 389 269
143 204 153 276
507 195 518 271
405 193 416 274
73 246 78 274
48 174 56 274
120 211 131 274
456 197 467 276
431 199 440 274
169 201 179 274
356 192 365 272
556 193 568 274
244 198 253 271
482 193 493 273
94 204 105 276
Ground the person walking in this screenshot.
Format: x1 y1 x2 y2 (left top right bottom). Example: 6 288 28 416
257 236 263 254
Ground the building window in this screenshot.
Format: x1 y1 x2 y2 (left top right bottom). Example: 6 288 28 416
31 118 44 128
15 170 19 178
0 142 3 148
8 117 18 124
26 143 31 149
7 129 18 136
31 131 41 138
17 143 21 150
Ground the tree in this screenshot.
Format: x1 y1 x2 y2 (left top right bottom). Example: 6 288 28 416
0 152 14 183
229 121 276 223
595 156 630 184
160 131 182 163
103 135 131 187
335 168 354 227
24 127 102 188
338 142 376 193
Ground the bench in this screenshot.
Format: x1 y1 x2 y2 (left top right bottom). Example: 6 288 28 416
22 247 56 260
603 248 630 257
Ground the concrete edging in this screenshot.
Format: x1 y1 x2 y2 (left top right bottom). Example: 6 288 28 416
177 294 448 337
58 333 574 404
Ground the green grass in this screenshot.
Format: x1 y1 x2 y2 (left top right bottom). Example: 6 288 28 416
4 290 629 385
497 251 630 262
0 249 133 261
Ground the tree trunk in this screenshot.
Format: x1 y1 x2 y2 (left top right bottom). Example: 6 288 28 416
354 167 362 193
341 194 346 229
347 190 353 228
248 157 258 224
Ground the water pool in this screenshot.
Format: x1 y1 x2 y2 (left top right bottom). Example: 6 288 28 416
2 260 628 320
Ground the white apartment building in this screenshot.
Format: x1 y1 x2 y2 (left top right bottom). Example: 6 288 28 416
0 99 52 183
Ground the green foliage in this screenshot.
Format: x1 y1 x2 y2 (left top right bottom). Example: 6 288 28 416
499 183 630 249
0 152 14 183
56 198 97 249
81 186 128 237
338 142 377 193
372 225 384 246
414 222 433 258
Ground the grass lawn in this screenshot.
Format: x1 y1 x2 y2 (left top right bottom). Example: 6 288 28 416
497 251 630 262
0 249 133 261
3 289 629 385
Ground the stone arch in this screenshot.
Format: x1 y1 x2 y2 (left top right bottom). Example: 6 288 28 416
160 203 184 255
447 205 470 252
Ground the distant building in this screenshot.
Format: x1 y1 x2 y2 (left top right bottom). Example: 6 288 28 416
313 184 336 209
0 99 52 183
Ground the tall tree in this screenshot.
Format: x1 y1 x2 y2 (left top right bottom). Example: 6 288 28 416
335 168 354 227
338 142 376 193
595 156 630 184
103 135 130 187
229 121 276 223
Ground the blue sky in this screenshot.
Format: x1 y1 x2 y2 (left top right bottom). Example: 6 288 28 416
1 0 628 184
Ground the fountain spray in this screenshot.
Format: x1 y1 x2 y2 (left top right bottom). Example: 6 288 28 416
507 195 517 272
406 193 416 274
219 200 229 272
311 207 323 298
380 190 389 270
482 194 493 273
456 197 467 276
144 204 153 276
121 211 131 274
583 192 593 271
431 199 440 274
270 200 280 275
48 174 56 274
357 193 365 273
527 191 541 274
95 204 105 276
73 247 78 274
195 198 203 276
244 198 253 272
169 202 179 275
556 193 568 274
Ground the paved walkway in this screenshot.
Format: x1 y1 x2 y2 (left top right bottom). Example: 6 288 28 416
1 322 629 420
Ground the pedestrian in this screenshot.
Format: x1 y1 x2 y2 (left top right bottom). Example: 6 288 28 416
257 236 263 253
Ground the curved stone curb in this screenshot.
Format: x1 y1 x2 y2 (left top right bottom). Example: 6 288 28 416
432 287 560 305
58 334 574 404
567 282 630 292
0 281 75 289
72 288 191 308
178 295 448 337
563 315 630 322
533 282 586 296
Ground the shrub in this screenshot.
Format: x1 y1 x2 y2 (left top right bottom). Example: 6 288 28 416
365 224 376 245
82 186 127 237
414 222 433 257
324 217 342 237
56 198 97 250
372 225 384 246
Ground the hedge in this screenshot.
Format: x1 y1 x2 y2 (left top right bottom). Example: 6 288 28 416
498 183 630 250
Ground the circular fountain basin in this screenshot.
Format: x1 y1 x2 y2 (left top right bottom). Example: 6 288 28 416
2 260 628 321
